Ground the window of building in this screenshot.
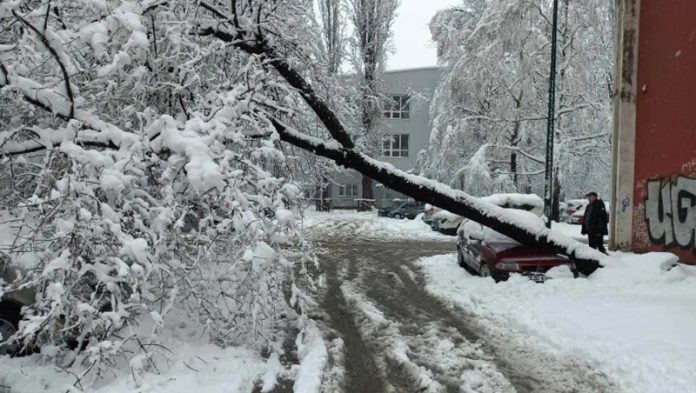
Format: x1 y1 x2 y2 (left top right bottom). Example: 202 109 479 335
382 134 409 157
384 95 410 119
338 183 358 197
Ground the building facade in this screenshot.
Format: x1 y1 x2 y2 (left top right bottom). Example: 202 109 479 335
611 0 696 264
330 67 442 208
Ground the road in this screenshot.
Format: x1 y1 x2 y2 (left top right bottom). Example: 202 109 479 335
305 230 618 392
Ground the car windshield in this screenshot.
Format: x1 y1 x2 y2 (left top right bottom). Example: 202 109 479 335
461 208 544 245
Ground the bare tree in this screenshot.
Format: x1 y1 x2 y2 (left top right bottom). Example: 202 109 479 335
347 0 399 200
318 0 346 74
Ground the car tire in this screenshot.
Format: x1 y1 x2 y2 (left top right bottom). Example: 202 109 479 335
457 248 466 268
393 213 402 219
0 300 21 356
479 264 492 279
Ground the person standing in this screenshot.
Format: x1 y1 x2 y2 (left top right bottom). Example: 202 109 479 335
581 192 608 254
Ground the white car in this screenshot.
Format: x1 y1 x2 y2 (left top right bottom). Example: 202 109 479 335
429 193 544 236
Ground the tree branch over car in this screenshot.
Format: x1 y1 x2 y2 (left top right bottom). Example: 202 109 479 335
196 1 604 274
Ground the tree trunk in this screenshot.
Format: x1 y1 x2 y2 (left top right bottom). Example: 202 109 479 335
552 169 562 222
203 23 605 275
510 119 521 187
272 119 602 275
361 174 374 200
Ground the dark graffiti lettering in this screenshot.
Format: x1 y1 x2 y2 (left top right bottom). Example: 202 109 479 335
645 176 696 250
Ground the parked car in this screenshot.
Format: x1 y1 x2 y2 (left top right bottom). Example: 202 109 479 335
1 255 35 355
1 253 132 355
378 201 423 219
421 204 442 225
430 193 545 236
562 199 587 223
430 210 463 236
455 195 576 283
569 201 610 225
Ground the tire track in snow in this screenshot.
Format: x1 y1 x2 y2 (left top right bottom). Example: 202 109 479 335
309 237 618 392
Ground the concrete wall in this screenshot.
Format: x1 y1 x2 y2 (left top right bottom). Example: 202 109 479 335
381 67 442 170
330 67 442 208
613 0 696 264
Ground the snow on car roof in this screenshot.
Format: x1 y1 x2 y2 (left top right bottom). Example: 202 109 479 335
481 193 543 209
434 193 543 220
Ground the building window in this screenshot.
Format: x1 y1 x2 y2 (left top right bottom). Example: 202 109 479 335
382 134 409 157
384 95 410 119
338 183 358 197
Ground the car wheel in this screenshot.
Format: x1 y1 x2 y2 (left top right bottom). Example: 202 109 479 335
393 213 402 219
457 247 466 268
0 301 21 356
479 264 492 279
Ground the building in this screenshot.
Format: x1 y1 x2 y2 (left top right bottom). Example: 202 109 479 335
330 67 442 208
611 0 696 264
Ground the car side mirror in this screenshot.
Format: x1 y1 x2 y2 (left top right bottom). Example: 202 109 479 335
468 231 484 242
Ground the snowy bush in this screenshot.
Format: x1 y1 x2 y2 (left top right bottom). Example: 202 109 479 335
0 0 319 384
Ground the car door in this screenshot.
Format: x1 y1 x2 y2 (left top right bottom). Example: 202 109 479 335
406 204 423 218
459 220 485 270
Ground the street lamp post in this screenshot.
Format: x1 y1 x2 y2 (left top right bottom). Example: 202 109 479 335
543 0 560 228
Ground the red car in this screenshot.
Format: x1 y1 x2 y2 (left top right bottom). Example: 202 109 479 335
456 211 576 282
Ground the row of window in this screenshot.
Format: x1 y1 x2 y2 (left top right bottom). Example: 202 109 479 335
384 95 410 119
336 186 401 199
336 95 410 197
338 183 359 197
382 134 409 157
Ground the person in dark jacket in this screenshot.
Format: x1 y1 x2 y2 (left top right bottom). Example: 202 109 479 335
581 192 608 254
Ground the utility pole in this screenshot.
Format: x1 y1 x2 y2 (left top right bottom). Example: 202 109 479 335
543 0 560 228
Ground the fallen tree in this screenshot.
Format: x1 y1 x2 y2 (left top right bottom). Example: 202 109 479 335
196 1 605 275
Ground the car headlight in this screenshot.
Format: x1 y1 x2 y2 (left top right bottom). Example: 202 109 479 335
495 262 520 271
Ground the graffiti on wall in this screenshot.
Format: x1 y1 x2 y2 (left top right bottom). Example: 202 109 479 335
645 176 696 250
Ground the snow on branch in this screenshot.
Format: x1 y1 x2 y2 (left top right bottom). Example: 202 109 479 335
12 10 76 118
198 3 605 273
196 2 356 150
271 118 604 273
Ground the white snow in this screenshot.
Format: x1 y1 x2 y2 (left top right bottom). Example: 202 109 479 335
302 209 452 241
0 343 283 393
293 321 328 393
0 309 289 393
417 252 696 393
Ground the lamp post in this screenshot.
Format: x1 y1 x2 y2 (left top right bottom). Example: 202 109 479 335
543 0 560 228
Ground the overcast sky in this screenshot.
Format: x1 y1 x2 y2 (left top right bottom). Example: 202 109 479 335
387 0 460 70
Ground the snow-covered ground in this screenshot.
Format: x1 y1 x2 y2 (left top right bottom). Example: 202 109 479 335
302 208 601 244
302 209 452 241
418 252 696 393
0 310 327 393
1 341 283 393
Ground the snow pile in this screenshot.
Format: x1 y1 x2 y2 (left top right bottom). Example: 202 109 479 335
293 320 328 393
0 304 333 393
417 252 696 393
302 209 452 241
0 344 283 393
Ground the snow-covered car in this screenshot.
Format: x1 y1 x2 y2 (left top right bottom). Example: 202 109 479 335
1 254 133 356
421 204 442 225
377 201 423 219
0 256 35 355
457 208 576 283
429 210 463 236
430 193 545 236
563 199 588 223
